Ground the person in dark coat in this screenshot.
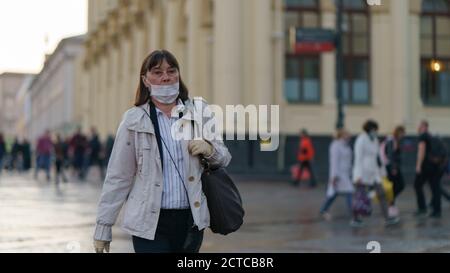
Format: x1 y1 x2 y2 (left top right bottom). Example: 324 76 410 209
21 138 32 171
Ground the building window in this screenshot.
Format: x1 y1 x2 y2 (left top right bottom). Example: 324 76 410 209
342 0 370 105
284 0 321 104
420 0 450 106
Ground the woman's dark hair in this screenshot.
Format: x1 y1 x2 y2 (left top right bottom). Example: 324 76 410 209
134 50 189 106
363 119 379 133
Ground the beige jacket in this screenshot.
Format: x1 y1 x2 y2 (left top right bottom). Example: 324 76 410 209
93 98 232 241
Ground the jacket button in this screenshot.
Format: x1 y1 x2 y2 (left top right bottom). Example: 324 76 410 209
155 184 161 187
188 176 195 182
194 201 201 208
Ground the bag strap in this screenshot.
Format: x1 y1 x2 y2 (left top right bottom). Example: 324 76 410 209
148 101 164 170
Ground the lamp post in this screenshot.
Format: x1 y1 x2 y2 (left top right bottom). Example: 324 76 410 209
335 0 345 129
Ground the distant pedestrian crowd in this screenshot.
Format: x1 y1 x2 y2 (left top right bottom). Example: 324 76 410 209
291 120 450 227
0 127 115 184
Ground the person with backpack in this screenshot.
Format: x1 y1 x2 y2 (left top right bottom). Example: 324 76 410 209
381 126 406 217
414 120 447 218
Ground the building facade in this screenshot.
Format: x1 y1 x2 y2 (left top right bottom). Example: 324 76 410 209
84 0 450 178
29 35 86 143
0 73 32 142
14 75 34 141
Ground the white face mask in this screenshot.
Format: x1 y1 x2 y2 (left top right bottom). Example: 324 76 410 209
149 82 180 104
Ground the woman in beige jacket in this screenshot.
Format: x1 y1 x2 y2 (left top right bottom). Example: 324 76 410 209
93 50 231 253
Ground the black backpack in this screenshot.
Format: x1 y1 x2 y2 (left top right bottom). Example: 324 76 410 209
429 136 449 168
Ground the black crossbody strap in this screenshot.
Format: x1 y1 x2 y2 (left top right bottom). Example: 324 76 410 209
148 101 164 170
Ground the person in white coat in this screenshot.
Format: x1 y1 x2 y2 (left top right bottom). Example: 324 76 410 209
319 129 354 221
93 50 232 253
351 120 399 227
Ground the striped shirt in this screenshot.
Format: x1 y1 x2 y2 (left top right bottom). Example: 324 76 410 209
155 103 190 209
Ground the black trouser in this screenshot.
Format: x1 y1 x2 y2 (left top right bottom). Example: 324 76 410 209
55 159 67 183
295 161 317 186
414 164 443 214
386 165 405 205
132 209 204 253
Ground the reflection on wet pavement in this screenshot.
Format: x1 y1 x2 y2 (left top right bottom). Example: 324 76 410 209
1 172 450 253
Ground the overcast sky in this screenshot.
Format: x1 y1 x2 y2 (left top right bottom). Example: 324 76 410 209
0 0 87 74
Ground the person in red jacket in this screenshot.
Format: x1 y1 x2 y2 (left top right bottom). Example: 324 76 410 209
293 129 317 187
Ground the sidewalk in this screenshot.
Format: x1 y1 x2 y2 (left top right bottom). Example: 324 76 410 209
1 172 450 252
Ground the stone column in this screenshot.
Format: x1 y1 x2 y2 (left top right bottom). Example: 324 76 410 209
252 0 273 106
390 0 412 129
213 0 243 106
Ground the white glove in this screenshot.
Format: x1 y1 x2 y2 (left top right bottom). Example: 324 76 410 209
94 240 110 253
188 140 214 157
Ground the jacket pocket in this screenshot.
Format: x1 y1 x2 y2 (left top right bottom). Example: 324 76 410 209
123 195 145 231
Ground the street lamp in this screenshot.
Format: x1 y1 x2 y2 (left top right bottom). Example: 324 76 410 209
430 60 443 73
335 0 345 129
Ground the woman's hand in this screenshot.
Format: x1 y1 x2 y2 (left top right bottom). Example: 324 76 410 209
94 240 110 253
188 140 214 157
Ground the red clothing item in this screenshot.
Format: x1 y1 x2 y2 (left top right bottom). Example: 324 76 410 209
297 137 315 162
37 135 53 156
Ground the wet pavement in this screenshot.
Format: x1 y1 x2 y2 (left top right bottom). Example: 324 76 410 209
1 171 450 253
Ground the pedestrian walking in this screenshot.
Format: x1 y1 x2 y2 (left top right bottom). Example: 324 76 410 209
34 130 53 181
351 120 399 227
70 128 88 181
9 138 20 171
414 120 447 218
319 128 354 221
85 127 105 181
22 138 32 171
54 134 68 184
0 133 5 175
104 134 114 167
381 126 406 217
292 129 317 187
93 50 232 253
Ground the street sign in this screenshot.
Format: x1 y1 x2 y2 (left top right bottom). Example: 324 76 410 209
292 28 336 54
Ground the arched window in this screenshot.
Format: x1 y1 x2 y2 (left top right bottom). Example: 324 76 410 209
342 0 370 104
284 0 321 104
420 0 450 106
